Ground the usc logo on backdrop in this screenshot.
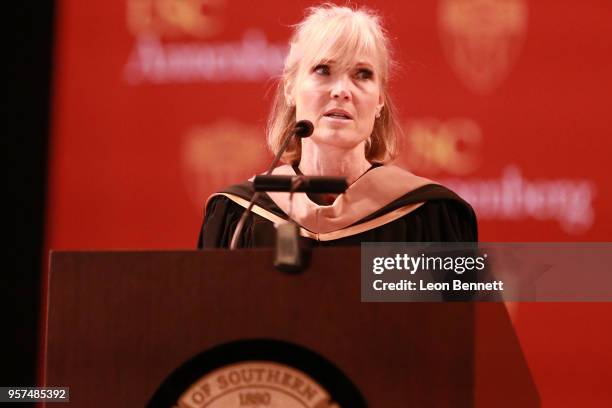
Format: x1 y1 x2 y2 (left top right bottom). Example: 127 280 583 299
126 0 225 39
123 0 285 83
399 118 482 176
438 0 528 94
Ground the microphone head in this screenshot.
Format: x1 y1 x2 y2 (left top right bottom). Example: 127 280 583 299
294 120 314 138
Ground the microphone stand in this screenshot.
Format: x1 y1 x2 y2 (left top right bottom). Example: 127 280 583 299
229 121 313 250
227 120 348 273
258 175 348 273
273 177 306 273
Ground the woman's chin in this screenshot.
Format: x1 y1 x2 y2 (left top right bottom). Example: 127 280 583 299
309 130 367 151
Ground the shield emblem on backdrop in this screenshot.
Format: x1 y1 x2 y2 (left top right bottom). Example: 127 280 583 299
126 0 226 39
181 121 271 213
438 0 528 94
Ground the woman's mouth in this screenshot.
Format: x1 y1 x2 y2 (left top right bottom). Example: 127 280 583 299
323 109 353 120
324 114 352 121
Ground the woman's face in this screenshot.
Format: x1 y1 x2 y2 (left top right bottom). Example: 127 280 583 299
290 54 384 152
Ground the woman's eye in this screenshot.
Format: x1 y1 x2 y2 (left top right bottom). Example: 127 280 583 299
313 64 330 75
355 68 374 80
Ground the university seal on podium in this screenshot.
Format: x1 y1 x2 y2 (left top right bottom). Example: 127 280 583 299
148 340 364 408
176 361 339 408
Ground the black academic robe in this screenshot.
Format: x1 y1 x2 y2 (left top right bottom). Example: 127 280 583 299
198 182 478 249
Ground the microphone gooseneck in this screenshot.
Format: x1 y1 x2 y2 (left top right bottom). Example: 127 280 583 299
229 120 313 250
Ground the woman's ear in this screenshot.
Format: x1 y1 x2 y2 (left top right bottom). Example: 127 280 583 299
377 93 385 116
376 102 384 118
284 81 294 106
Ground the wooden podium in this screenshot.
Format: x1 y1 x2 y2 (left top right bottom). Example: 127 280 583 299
44 248 539 407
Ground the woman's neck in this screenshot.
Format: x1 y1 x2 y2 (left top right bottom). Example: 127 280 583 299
298 140 372 185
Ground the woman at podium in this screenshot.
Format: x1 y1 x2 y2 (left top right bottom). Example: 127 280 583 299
199 4 477 248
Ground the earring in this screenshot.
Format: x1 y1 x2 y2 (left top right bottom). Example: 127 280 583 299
375 110 381 119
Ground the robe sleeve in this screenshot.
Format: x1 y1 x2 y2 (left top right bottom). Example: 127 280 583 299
198 196 242 249
406 199 478 242
351 199 477 244
197 196 278 249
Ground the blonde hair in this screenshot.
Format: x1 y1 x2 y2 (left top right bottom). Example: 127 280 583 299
267 3 401 164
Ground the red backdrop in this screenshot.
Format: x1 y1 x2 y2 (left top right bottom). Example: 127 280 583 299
46 1 612 405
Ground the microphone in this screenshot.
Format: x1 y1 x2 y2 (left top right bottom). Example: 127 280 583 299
294 120 314 139
264 120 313 175
229 120 313 250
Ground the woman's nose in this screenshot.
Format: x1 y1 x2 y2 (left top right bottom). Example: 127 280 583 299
330 77 351 101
